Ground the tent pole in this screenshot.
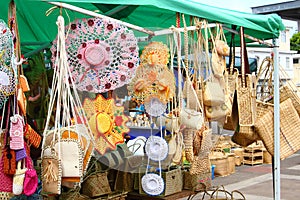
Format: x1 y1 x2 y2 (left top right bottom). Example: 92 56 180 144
273 38 280 200
223 26 273 47
47 2 155 36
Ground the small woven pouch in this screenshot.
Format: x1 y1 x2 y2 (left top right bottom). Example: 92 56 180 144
3 145 16 175
23 156 38 196
24 123 42 148
13 160 27 195
9 114 24 150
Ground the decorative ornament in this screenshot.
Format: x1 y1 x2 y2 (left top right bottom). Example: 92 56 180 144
140 41 170 66
128 63 175 103
144 96 167 117
82 94 129 155
141 173 165 196
145 136 168 161
51 18 139 93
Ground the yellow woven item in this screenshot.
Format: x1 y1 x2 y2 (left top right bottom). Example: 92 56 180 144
140 41 170 66
89 113 113 135
83 94 129 155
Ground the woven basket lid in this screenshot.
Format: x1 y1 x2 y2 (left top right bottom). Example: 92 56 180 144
145 136 168 161
50 17 139 93
141 173 165 196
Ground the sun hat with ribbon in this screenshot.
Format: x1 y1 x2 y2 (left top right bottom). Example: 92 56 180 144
51 17 139 93
83 94 129 155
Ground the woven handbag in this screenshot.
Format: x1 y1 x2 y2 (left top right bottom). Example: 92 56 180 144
41 151 62 195
223 28 238 131
255 98 300 160
23 156 38 196
81 160 111 198
24 123 42 148
233 27 258 146
0 151 13 193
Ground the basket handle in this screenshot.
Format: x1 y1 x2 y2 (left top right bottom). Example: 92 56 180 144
210 185 231 199
231 190 246 200
228 25 237 75
240 26 250 88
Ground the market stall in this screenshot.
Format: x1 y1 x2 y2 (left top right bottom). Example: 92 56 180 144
0 0 294 200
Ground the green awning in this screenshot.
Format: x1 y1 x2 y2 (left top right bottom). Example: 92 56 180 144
0 0 285 55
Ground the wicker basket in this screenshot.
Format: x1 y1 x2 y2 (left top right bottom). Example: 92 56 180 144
235 156 242 166
209 151 229 177
183 170 212 191
263 148 272 164
279 84 300 116
81 171 112 198
255 98 300 160
138 167 183 197
227 153 236 174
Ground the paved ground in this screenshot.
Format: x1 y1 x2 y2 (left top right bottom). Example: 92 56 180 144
180 151 300 200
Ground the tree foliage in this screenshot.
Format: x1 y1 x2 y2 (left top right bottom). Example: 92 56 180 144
290 32 300 52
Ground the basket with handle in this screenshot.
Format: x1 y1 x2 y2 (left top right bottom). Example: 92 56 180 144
255 98 300 159
232 26 258 146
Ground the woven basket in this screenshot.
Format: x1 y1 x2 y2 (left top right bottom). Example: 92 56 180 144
235 156 242 166
183 170 211 191
279 84 300 116
262 148 272 164
255 98 300 160
209 151 229 177
81 171 111 197
231 132 255 147
227 153 235 174
138 167 182 197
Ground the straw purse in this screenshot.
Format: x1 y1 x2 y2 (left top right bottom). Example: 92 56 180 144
232 27 258 146
223 28 238 131
41 16 94 193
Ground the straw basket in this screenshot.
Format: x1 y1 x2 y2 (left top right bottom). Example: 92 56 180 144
227 153 236 174
138 167 183 197
209 151 229 177
255 98 300 160
263 148 272 164
183 170 211 191
235 156 242 166
81 171 111 198
279 84 300 116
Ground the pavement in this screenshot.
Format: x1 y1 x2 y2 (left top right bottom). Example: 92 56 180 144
180 151 300 200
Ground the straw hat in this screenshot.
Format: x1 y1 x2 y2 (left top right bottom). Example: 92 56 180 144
50 17 139 93
83 94 129 155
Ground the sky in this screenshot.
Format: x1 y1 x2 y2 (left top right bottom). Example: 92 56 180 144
201 0 298 36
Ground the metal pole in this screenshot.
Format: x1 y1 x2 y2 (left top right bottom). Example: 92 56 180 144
273 38 280 200
47 2 155 36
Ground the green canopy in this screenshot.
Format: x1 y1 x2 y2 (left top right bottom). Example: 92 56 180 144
0 0 285 55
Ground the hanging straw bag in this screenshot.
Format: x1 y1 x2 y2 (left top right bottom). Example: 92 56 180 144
232 27 258 146
223 27 239 130
255 98 300 160
41 16 95 192
211 24 228 78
